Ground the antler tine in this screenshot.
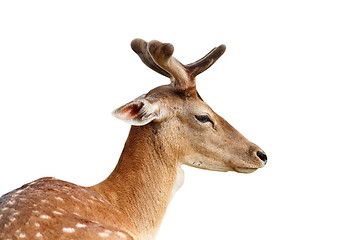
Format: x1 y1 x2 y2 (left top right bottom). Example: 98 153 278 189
134 39 226 91
186 45 226 78
148 40 191 89
131 39 171 78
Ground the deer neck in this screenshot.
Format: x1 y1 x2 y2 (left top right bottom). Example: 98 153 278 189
91 124 184 240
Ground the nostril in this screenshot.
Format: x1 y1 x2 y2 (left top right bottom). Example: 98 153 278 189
256 150 267 164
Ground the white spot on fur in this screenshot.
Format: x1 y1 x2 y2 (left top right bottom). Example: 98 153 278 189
53 211 63 215
9 217 16 222
32 210 40 214
99 232 109 237
1 207 9 211
36 232 43 238
40 215 51 219
76 223 87 228
41 199 49 203
16 189 24 194
71 195 81 201
7 200 16 205
117 231 127 238
13 211 20 215
34 222 40 227
19 233 26 238
56 208 65 214
55 197 64 201
63 227 75 233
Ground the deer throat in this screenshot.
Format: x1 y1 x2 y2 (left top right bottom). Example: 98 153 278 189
90 125 184 240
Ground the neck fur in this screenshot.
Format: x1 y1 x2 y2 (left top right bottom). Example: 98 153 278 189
91 124 183 240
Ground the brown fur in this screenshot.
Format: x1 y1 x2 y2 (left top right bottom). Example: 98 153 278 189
0 178 134 240
0 39 266 240
91 124 182 238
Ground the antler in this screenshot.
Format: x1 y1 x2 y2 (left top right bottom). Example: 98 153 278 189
131 38 226 91
147 40 190 89
131 39 171 78
186 44 226 78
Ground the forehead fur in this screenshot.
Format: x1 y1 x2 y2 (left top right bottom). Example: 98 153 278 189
146 84 201 102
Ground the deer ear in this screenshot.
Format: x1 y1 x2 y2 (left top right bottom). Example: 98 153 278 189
112 96 161 126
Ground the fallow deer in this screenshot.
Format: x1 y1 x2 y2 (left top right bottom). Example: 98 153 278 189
0 39 267 240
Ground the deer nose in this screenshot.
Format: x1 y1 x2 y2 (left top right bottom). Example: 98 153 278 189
256 150 267 165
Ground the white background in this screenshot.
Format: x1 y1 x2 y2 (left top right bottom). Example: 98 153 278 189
1 1 359 239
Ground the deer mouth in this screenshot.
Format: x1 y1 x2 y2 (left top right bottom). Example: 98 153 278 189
234 167 258 174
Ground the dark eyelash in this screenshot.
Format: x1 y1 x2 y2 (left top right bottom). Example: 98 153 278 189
195 115 214 125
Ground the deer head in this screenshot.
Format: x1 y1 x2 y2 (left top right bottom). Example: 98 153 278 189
112 39 267 173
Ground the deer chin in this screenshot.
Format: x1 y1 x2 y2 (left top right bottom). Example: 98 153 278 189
234 167 258 174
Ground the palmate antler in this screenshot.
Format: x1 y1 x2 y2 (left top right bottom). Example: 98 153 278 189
131 38 226 91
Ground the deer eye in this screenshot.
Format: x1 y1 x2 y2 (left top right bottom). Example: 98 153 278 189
195 115 214 125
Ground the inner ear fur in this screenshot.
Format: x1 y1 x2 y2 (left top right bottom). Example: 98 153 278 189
112 98 161 126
